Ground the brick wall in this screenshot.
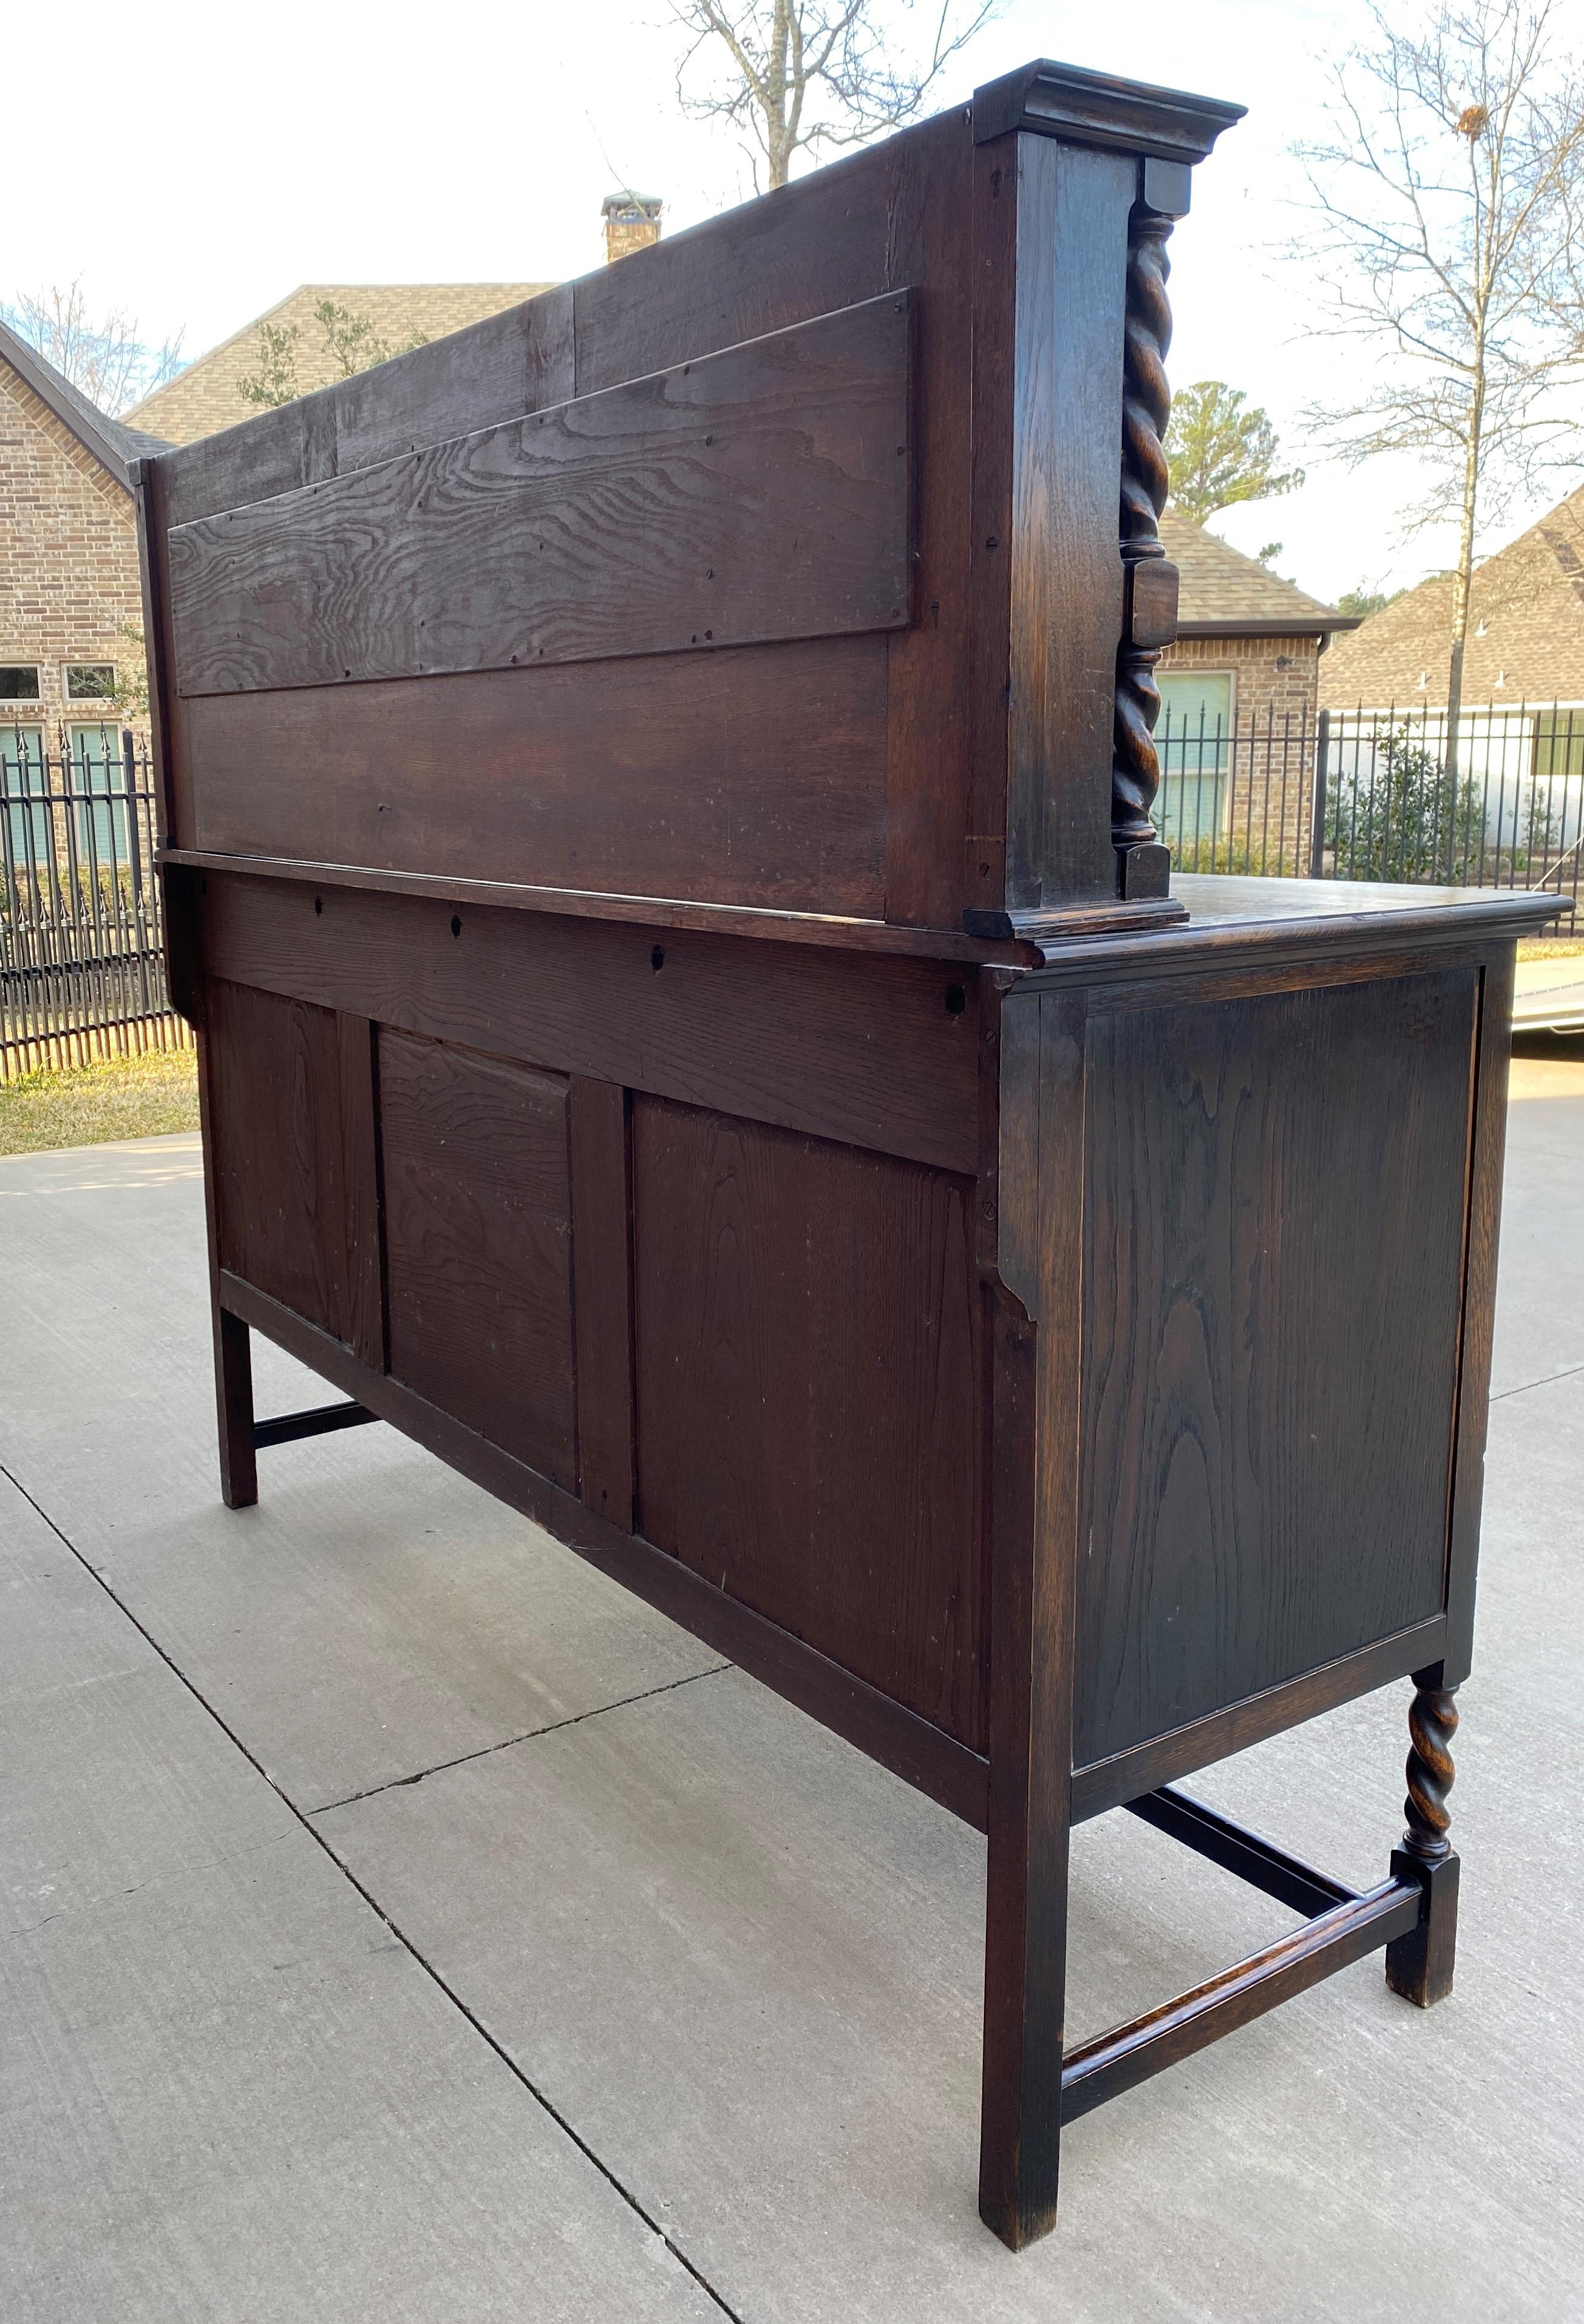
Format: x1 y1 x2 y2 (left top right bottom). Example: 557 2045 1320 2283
1158 631 1323 725
1156 633 1326 872
0 363 144 738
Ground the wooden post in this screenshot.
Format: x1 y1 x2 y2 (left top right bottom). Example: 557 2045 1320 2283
1385 1665 1460 2006
213 1306 258 1510
1112 157 1188 901
980 990 1086 2247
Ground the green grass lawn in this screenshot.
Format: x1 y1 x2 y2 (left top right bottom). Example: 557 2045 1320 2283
0 1045 199 1157
1518 936 1584 959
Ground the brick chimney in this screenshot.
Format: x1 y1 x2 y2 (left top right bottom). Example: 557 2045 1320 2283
602 190 663 263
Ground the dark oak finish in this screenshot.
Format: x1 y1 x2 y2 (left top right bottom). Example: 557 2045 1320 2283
253 1399 380 1449
980 989 1086 2249
212 1306 257 1512
568 1076 636 1534
168 293 913 698
379 1028 577 1488
1385 1668 1461 2006
157 288 577 532
1061 1876 1421 2121
205 979 381 1361
1076 970 1477 1767
1445 952 1517 1682
141 63 1552 2256
162 844 1027 965
1070 1614 1449 1820
633 1096 985 1744
1125 1785 1355 1918
198 868 981 1175
177 639 890 917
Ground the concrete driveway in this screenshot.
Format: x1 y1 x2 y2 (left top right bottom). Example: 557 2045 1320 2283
2 1045 1582 2323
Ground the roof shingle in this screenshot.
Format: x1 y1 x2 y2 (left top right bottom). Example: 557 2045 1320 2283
1161 509 1353 635
1320 483 1584 708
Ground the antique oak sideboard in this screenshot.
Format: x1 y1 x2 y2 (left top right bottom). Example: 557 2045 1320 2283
137 59 1555 2248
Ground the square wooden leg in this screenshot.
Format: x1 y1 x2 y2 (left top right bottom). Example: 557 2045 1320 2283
214 1305 258 1510
977 1290 1073 2250
1385 1846 1460 2006
980 1755 1071 2248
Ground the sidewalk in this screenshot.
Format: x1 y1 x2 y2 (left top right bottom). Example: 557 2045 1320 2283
2 1058 1582 2324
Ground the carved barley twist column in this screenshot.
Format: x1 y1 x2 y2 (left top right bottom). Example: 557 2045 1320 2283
1112 198 1178 895
1401 1679 1459 1861
1385 1671 1461 2006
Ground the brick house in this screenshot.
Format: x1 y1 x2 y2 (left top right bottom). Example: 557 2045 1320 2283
0 318 168 768
1155 510 1359 861
1320 483 1584 714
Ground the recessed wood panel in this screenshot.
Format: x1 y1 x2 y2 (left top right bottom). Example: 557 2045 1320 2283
168 293 912 698
379 1029 576 1487
1075 969 1478 1768
204 979 379 1357
632 1098 985 1745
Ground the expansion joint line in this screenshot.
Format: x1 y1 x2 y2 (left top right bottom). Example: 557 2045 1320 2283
0 1461 747 2324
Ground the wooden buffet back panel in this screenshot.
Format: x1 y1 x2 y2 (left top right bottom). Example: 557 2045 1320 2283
200 881 989 1750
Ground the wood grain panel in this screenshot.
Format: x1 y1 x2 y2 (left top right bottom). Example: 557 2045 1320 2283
160 288 577 529
379 1029 576 1486
632 1098 986 1745
181 635 888 918
199 869 981 1173
882 108 976 928
205 979 379 1350
568 1076 636 1533
569 110 976 927
1075 969 1478 1767
168 293 912 698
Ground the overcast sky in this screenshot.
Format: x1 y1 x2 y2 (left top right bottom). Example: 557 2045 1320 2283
10 0 1575 603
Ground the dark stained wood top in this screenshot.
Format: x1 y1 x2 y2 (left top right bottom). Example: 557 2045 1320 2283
1175 872 1565 925
1024 874 1562 984
973 59 1245 162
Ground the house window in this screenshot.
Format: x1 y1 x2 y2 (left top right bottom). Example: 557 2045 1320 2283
0 665 41 702
68 724 131 863
1 725 49 867
1155 671 1234 847
64 663 117 701
1534 710 1584 783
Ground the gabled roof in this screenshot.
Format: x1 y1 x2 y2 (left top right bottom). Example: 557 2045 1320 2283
0 318 170 487
1161 509 1357 638
123 283 554 447
1321 483 1584 708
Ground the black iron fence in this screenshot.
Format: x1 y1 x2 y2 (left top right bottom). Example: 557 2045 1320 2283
4 701 1574 1086
1 724 188 1081
1155 699 1582 932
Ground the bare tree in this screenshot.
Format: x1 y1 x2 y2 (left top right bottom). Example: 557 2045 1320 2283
671 0 999 191
1 279 185 413
1294 0 1584 780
